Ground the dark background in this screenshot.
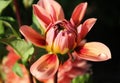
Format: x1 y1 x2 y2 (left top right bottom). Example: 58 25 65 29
56 0 120 83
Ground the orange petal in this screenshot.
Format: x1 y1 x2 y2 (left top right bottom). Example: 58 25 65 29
71 2 87 26
80 18 97 39
33 5 51 25
20 25 46 47
38 0 64 21
75 42 111 61
30 54 59 81
43 77 54 83
37 0 56 21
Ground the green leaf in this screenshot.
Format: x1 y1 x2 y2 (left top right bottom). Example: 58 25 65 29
72 74 91 83
10 39 34 63
0 16 15 23
12 62 23 77
0 37 34 64
0 0 12 14
0 21 4 37
0 16 20 38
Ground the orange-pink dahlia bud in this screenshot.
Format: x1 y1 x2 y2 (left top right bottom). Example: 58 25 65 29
46 20 77 54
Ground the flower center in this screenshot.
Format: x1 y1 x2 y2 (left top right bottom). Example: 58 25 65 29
46 20 77 54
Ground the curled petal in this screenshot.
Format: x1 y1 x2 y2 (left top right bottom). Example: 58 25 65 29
20 25 46 47
46 27 56 52
33 5 51 26
38 0 64 21
37 0 56 21
79 18 97 39
74 42 111 61
49 0 65 20
71 2 87 26
53 31 69 54
30 54 59 81
53 30 76 54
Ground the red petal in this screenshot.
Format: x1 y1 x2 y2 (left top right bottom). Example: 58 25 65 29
5 46 20 68
71 2 87 26
30 54 59 81
75 42 111 61
79 18 97 39
33 5 51 25
20 25 46 47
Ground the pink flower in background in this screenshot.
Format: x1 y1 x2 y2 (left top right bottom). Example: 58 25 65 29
20 0 111 82
1 46 30 83
58 55 91 83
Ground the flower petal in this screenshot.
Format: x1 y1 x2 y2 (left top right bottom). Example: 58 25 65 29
38 0 65 21
43 77 54 83
79 18 97 39
77 24 82 44
70 2 87 26
37 0 57 21
49 0 65 20
33 5 51 26
53 31 69 54
46 27 57 52
58 57 89 83
5 46 20 68
20 25 46 47
74 42 111 61
30 54 59 81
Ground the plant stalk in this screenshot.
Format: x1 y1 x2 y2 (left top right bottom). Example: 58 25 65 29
54 70 58 83
13 0 22 27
